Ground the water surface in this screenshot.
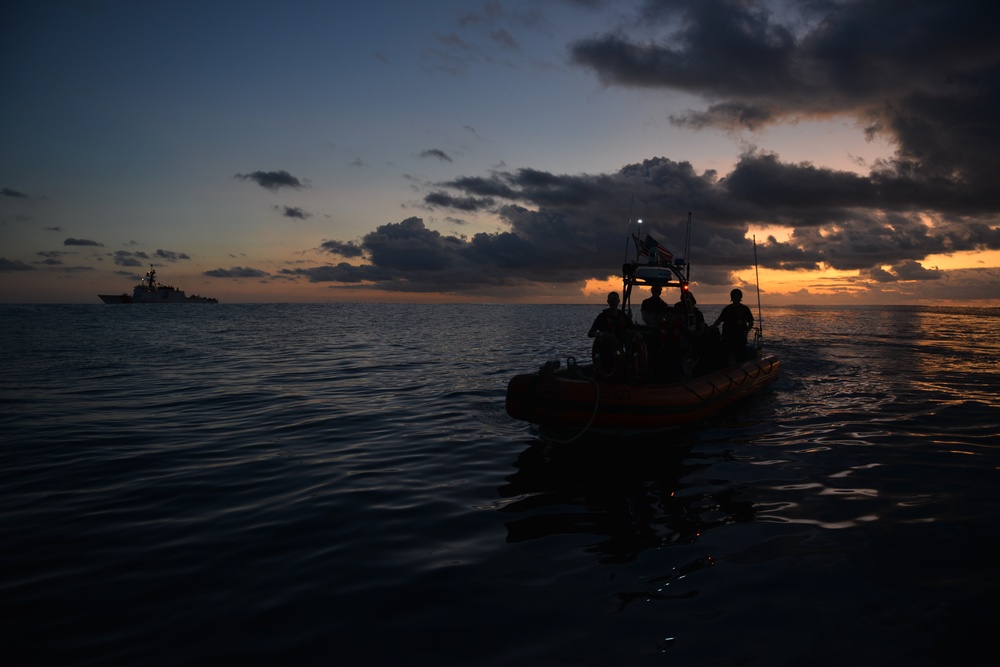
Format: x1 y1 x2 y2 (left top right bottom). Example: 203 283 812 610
2 304 998 666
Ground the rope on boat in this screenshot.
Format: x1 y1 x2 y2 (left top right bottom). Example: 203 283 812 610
543 356 602 445
685 382 718 402
726 367 749 386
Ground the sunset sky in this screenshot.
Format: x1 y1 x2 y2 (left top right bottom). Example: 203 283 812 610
3 0 999 305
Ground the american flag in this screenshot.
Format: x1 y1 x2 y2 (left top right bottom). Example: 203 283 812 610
633 232 674 264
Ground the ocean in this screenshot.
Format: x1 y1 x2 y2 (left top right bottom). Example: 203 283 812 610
2 303 998 666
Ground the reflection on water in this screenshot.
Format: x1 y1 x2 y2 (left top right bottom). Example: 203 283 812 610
499 441 758 564
2 303 998 666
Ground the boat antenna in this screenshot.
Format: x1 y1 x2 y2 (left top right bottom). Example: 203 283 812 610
684 211 692 282
753 235 764 348
622 193 635 265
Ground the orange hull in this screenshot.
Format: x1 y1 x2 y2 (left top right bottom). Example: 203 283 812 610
506 356 780 434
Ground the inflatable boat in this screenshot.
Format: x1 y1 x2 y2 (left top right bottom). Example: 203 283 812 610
505 215 780 440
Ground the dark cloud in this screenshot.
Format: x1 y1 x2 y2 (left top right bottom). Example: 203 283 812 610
112 250 149 267
0 257 37 271
279 263 393 284
203 266 270 278
863 260 943 283
275 205 311 220
234 170 306 191
318 240 365 258
309 147 999 297
64 238 103 247
289 216 556 293
569 0 1000 203
293 1 999 300
424 191 494 211
420 149 453 162
2 187 29 198
36 250 68 266
154 249 191 261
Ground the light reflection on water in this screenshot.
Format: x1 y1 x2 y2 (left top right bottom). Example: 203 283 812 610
0 303 998 666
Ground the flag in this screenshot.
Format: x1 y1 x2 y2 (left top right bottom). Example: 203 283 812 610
634 232 674 264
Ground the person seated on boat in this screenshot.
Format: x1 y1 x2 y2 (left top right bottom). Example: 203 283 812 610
640 285 669 326
711 288 755 364
588 291 630 343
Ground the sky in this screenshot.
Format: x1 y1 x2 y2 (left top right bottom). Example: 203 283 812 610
2 0 999 306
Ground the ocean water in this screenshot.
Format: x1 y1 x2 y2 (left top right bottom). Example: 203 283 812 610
1 303 998 666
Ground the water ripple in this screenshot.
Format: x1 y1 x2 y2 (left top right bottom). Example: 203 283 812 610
1 303 998 666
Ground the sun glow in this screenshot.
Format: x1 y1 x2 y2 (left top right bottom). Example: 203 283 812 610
583 276 622 299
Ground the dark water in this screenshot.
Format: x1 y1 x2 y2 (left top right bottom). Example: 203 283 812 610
2 303 998 666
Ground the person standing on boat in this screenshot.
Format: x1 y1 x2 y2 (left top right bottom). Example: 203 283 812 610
711 288 754 364
588 291 630 341
640 285 669 326
674 291 706 336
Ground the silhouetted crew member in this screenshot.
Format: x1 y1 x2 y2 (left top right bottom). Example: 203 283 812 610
640 285 669 326
588 291 630 342
711 288 754 363
674 291 706 337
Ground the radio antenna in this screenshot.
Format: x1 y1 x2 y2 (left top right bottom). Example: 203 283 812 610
684 211 692 281
753 235 764 348
622 193 635 265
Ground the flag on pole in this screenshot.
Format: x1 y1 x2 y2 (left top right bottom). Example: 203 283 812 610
633 232 674 265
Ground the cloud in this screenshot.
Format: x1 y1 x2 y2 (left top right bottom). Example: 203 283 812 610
286 216 548 292
863 259 943 283
203 266 270 278
0 257 37 271
2 187 29 198
36 250 69 266
112 250 149 267
420 149 453 162
271 205 312 220
279 263 393 284
234 170 306 191
64 238 103 247
318 240 365 258
424 191 494 211
307 143 1000 298
154 249 191 261
568 0 1000 201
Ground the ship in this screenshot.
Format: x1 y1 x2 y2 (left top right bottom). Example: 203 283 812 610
98 266 218 304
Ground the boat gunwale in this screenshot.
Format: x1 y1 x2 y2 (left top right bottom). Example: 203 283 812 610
505 356 781 432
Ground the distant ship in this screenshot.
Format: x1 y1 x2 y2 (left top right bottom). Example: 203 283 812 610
99 266 218 304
